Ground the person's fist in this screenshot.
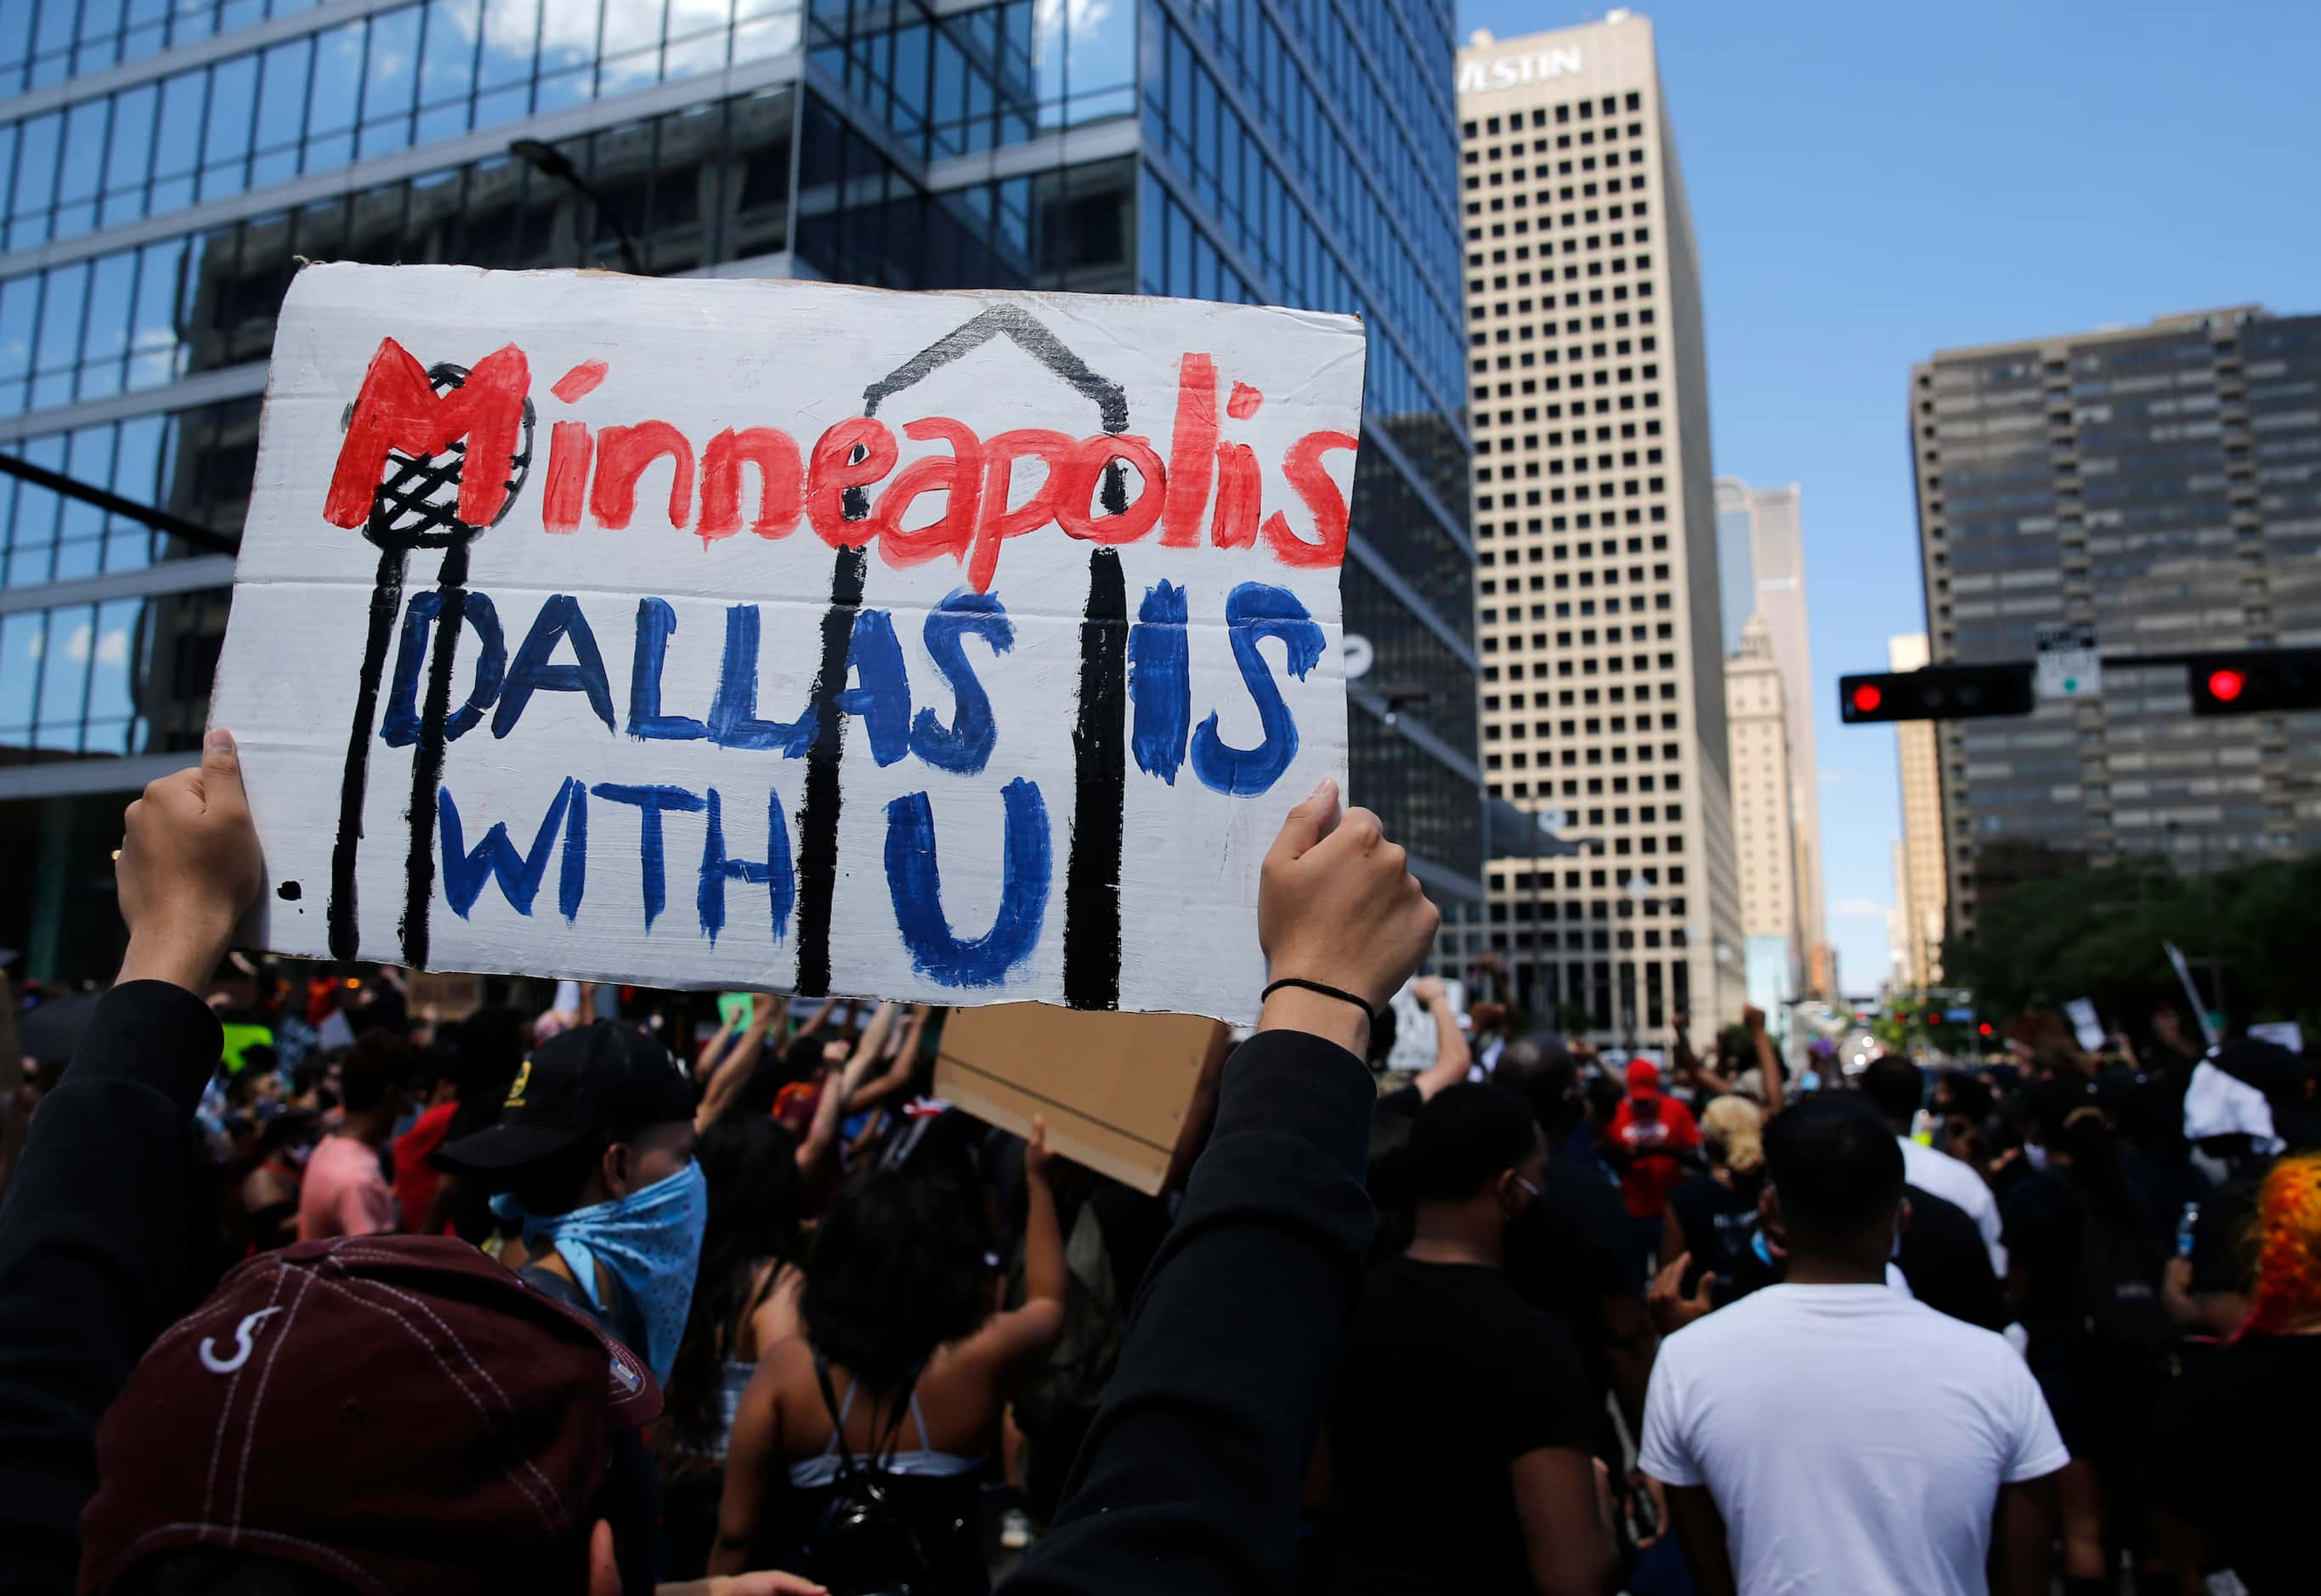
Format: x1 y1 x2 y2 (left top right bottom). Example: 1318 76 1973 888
116 727 263 993
1412 975 1446 1008
1742 1004 1767 1034
1025 1113 1054 1183
1259 778 1439 1023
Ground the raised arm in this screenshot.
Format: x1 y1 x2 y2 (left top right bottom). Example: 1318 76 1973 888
846 1003 931 1117
1409 976 1472 1101
1746 1006 1783 1116
695 995 780 1133
795 1003 896 1181
0 730 260 1595
1004 778 1438 1596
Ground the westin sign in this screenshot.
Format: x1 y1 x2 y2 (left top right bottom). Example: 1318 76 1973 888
1458 48 1583 95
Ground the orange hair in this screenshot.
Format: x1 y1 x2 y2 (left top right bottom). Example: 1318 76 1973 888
2240 1152 2321 1338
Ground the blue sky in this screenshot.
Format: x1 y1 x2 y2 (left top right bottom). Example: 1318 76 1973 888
1455 0 2321 993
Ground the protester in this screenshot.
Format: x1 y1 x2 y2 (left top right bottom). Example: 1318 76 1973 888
435 1020 705 1384
1605 1058 1701 1265
1661 1095 1775 1311
0 730 263 1593
2001 1078 2174 1594
236 1107 319 1254
296 1028 414 1241
1327 1082 1618 1596
392 1040 462 1232
662 1115 808 1574
1005 778 1440 1593
1860 1056 2007 1276
2149 1152 2321 1594
1639 1095 2065 1596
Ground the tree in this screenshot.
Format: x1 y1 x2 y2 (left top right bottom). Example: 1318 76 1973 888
1941 852 2321 1039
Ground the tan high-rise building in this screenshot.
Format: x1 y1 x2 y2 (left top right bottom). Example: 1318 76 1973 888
1888 633 1948 989
1726 617 1803 995
1458 14 1746 1038
1716 478 1830 993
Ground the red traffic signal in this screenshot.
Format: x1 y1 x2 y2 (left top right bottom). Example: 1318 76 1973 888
1978 1022 1994 1037
1838 664 2036 725
2187 649 2321 716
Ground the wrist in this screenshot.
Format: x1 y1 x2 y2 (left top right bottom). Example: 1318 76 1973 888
116 918 232 995
1257 985 1369 1060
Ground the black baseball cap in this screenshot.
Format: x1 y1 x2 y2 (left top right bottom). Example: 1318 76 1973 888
435 1020 694 1172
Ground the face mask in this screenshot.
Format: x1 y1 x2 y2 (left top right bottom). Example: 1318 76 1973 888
495 1160 708 1384
2024 1143 2050 1173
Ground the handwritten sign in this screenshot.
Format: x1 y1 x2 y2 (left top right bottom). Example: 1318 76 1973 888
211 265 1363 1022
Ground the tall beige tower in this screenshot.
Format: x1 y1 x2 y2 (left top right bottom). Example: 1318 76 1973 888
1715 478 1828 993
1726 618 1803 998
1888 633 1948 988
1459 14 1746 1038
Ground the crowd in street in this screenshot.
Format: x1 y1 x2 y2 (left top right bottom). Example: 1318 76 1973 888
0 730 2314 1596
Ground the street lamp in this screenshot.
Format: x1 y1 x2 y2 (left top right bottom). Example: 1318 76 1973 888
509 137 646 276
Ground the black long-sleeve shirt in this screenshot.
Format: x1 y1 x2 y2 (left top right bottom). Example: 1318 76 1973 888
0 982 223 1596
1005 1027 1375 1595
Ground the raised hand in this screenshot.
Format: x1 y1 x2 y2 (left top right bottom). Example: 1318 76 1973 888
116 728 263 994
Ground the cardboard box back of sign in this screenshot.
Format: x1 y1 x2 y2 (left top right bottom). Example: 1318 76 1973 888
407 971 484 1023
936 1004 1230 1197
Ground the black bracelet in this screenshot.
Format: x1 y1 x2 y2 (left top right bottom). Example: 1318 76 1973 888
1260 977 1378 1030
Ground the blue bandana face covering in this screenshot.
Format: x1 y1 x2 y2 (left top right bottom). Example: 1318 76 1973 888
495 1160 708 1383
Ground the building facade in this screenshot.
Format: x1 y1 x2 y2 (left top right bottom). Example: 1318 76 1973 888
1713 473 1826 993
1887 631 1945 989
1911 308 2321 941
1452 14 1746 1039
1724 614 1799 1008
0 0 1483 978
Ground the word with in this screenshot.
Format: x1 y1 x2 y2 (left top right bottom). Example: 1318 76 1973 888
437 773 1051 988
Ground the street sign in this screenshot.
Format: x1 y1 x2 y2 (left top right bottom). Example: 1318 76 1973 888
2035 623 2101 701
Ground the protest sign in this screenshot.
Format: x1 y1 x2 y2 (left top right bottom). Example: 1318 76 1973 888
935 1003 1230 1195
212 265 1363 1022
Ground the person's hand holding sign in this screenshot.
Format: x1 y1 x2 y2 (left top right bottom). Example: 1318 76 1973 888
116 728 264 996
1256 777 1438 1060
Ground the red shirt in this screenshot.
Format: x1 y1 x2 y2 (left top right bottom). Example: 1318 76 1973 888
1608 1095 1700 1220
392 1101 459 1234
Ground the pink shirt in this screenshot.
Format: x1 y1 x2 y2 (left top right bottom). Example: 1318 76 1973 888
297 1134 398 1242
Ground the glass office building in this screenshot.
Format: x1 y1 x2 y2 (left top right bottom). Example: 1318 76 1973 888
1911 308 2321 938
0 0 1480 979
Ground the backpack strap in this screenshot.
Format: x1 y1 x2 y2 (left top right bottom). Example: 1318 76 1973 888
812 1346 929 1479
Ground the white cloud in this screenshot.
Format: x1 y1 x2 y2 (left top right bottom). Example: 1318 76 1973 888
1831 897 1889 918
65 624 90 664
98 627 129 667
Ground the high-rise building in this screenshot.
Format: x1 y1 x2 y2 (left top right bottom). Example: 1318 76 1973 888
0 0 1482 979
1910 308 2321 939
1714 474 1826 993
1888 631 1945 989
1453 13 1746 1039
1724 614 1801 1014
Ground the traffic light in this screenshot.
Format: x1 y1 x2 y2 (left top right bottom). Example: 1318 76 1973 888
1837 663 2037 724
2185 648 2321 716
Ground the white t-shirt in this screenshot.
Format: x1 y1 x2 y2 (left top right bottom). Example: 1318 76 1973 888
1639 1283 2065 1596
1899 1135 2007 1276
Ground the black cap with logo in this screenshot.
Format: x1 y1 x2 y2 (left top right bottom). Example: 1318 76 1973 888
435 1020 694 1172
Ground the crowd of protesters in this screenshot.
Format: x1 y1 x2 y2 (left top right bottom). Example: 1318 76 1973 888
0 728 2315 1596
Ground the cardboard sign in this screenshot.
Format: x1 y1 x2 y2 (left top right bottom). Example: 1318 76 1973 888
935 1002 1230 1195
212 265 1363 1022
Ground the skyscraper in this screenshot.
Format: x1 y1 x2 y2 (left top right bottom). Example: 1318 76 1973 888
1454 13 1746 1038
0 0 1481 977
1910 308 2321 940
1725 614 1802 1013
1888 632 1945 989
1714 474 1826 993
